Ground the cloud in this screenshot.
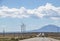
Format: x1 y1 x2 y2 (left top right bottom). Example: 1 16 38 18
50 17 60 20
0 3 60 20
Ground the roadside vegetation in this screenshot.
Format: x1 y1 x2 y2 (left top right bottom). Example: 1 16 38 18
0 32 60 41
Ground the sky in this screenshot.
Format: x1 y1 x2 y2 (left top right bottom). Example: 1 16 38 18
0 0 60 32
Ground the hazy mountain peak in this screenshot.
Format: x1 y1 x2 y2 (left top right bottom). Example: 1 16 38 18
32 25 60 32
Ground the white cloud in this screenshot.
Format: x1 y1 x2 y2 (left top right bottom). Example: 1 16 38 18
50 17 60 20
0 3 60 20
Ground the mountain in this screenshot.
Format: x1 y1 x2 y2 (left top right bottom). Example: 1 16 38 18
32 25 60 32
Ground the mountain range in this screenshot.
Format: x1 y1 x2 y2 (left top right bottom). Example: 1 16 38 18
31 25 60 32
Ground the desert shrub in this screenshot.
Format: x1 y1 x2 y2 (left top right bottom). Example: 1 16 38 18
10 38 18 41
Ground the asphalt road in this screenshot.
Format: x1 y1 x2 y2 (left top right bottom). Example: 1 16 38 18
19 37 60 41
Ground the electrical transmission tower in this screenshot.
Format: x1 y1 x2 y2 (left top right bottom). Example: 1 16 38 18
3 29 5 37
21 23 26 33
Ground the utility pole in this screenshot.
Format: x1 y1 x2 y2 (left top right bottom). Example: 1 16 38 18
57 27 59 37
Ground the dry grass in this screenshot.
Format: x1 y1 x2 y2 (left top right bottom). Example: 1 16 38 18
0 32 60 40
